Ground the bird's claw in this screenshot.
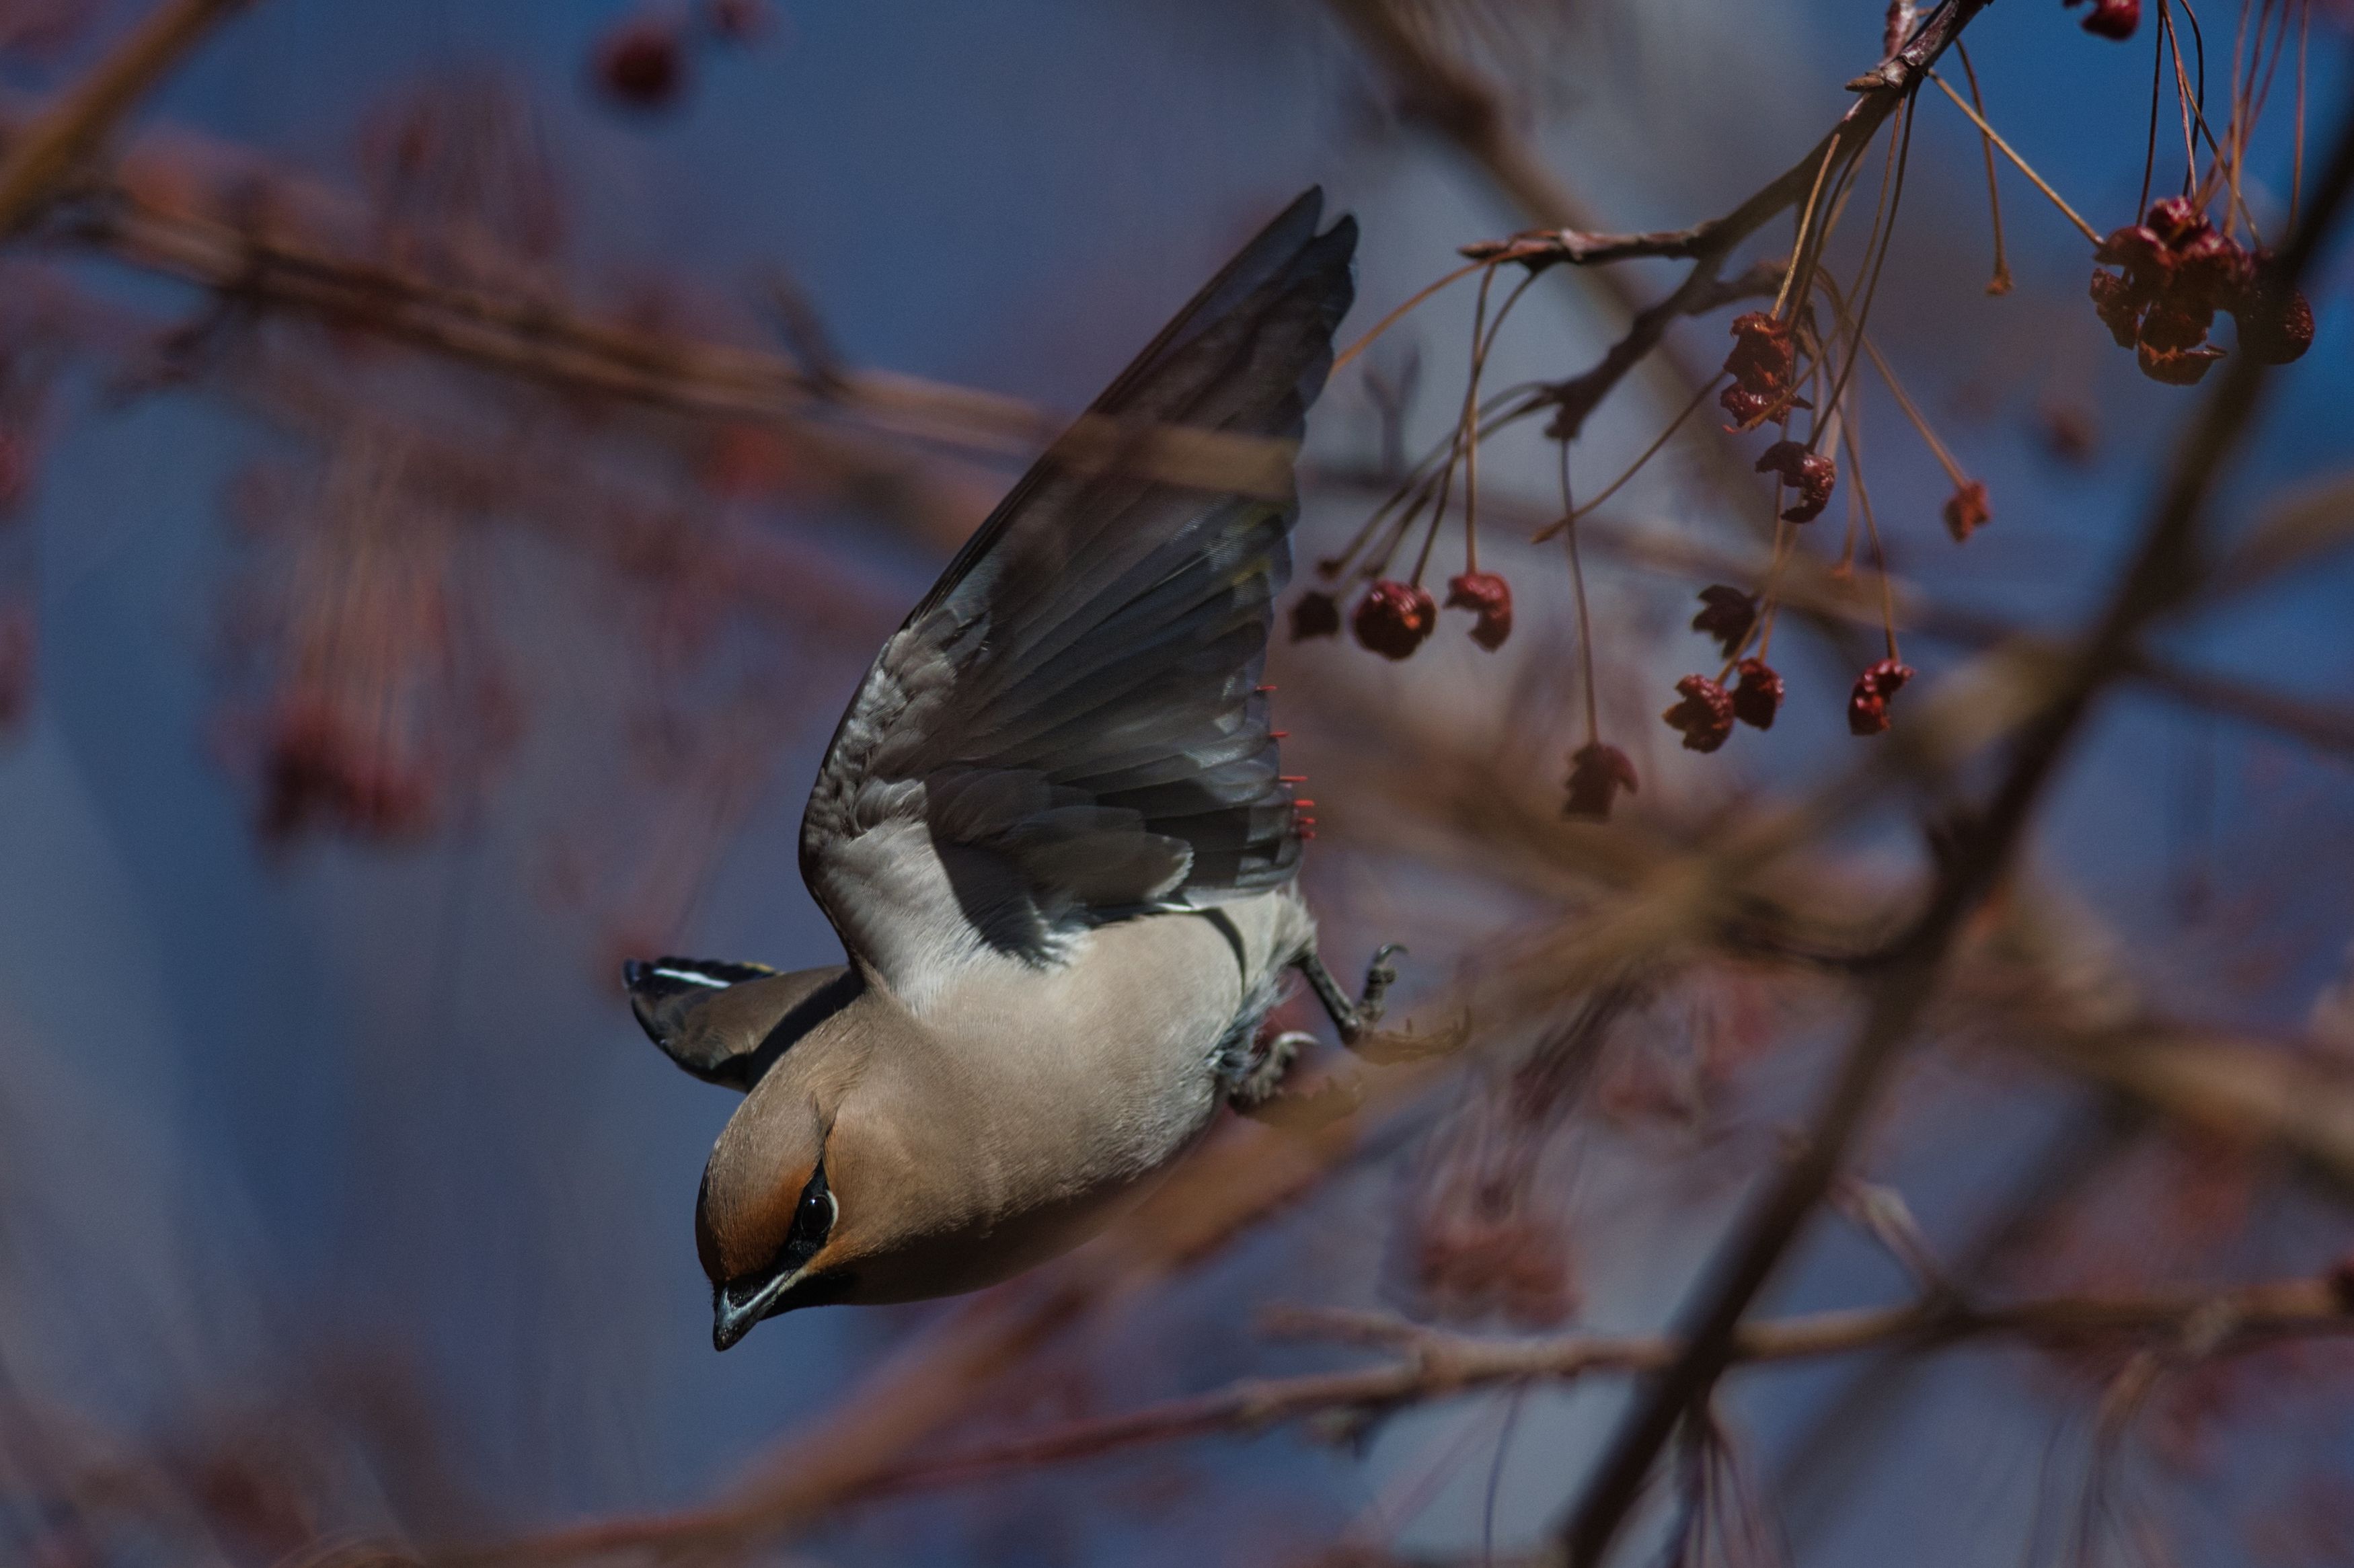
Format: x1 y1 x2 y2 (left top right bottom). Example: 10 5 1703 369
1297 943 1408 1048
1228 1029 1314 1111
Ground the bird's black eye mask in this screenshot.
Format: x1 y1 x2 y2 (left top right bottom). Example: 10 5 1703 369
712 1152 848 1348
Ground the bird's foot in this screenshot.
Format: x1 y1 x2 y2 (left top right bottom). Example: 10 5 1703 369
1228 1029 1314 1112
1297 943 1405 1048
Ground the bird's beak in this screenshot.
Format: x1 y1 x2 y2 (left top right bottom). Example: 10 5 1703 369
712 1264 805 1351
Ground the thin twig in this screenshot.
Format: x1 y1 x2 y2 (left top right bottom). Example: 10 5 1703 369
1927 70 2103 243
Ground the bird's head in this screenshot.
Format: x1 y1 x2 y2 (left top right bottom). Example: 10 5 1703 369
696 1042 861 1349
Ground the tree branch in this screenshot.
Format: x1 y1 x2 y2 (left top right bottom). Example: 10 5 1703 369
866 1274 2354 1493
0 0 254 236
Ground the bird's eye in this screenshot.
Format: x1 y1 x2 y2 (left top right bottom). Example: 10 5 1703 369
792 1165 835 1244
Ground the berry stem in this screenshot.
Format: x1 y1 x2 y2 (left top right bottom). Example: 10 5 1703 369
1838 418 1899 663
1813 90 1918 467
1455 266 1539 576
1332 258 1492 375
1530 376 1721 543
1952 43 2014 292
1856 333 1969 490
1772 136 1847 321
1558 440 1600 747
1926 71 2100 244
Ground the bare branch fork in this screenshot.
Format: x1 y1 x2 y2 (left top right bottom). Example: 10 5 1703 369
1454 0 1994 443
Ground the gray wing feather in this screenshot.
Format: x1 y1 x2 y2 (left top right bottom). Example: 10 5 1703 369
802 190 1355 999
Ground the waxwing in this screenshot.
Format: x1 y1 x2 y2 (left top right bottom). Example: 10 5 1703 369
624 190 1396 1349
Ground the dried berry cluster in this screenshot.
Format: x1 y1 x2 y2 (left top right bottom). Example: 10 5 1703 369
1669 590 1775 747
2090 198 2314 385
1667 582 1918 752
1293 569 1515 661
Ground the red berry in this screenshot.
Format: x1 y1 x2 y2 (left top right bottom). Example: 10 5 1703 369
1351 580 1437 660
1663 674 1735 754
1718 312 1807 431
1443 571 1513 651
1731 658 1783 730
1691 584 1758 660
1289 590 1342 641
1943 479 1991 543
2078 0 2141 40
1847 659 1913 736
593 19 687 108
2094 223 2172 278
2171 228 2249 310
1564 742 1638 822
1754 438 1837 522
2232 253 2315 365
2144 196 2208 245
2136 297 2216 353
2087 268 2146 348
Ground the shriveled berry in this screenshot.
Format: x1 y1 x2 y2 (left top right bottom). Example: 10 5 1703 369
1847 658 1913 736
2094 223 2172 278
2136 297 2215 353
1663 674 1735 754
593 19 687 108
1289 590 1342 641
1351 579 1437 660
1731 658 1783 730
2088 206 2250 383
1943 479 1990 543
1564 742 1638 822
1719 311 1807 430
2171 228 2249 309
2144 196 2208 245
1443 571 1513 650
2137 340 2224 385
1691 584 1758 660
2087 267 2146 348
1755 439 1836 522
2232 254 2315 364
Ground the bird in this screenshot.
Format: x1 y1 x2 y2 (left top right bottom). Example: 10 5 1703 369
621 189 1397 1351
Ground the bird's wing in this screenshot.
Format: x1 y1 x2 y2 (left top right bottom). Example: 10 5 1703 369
799 189 1355 1009
623 957 855 1091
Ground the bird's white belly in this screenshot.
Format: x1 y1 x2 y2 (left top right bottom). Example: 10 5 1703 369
872 889 1311 1294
